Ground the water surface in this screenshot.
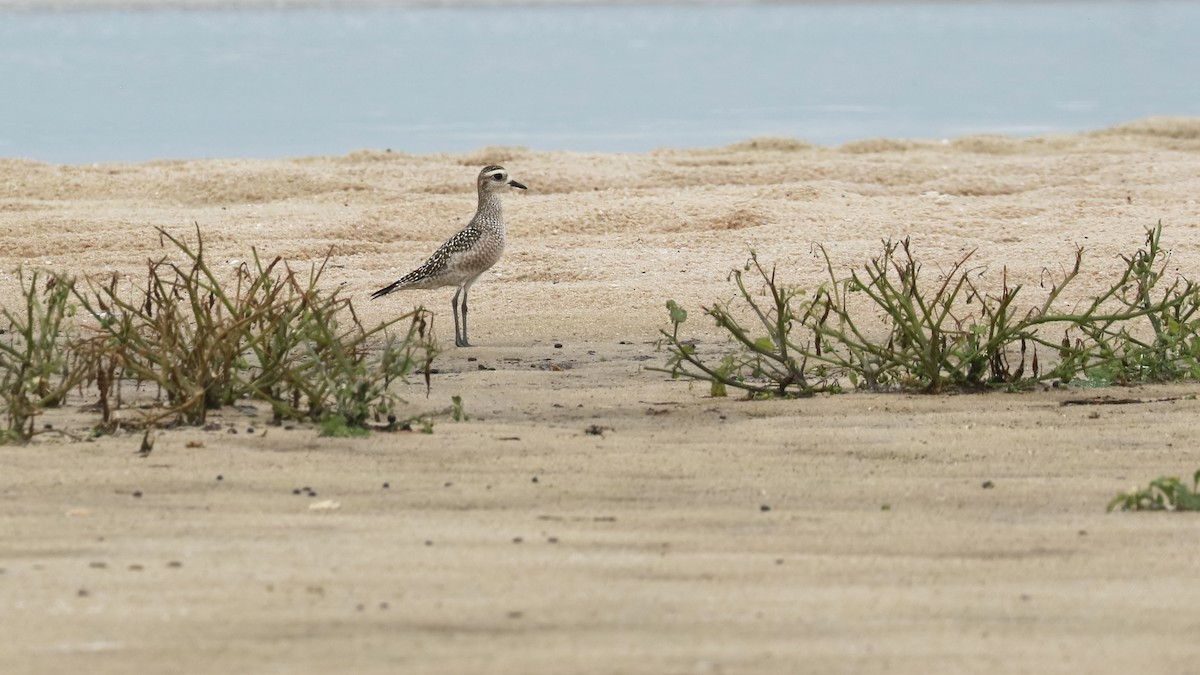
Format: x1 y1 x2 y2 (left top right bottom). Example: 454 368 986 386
1 2 1197 163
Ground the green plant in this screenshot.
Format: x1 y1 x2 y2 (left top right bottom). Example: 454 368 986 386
75 228 263 424
318 415 372 438
451 394 467 422
74 226 438 432
0 269 85 441
661 266 813 397
264 299 436 431
0 226 445 438
1087 222 1200 383
659 224 1200 396
1108 470 1200 512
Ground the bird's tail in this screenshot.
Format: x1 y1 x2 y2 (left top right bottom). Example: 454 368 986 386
370 280 404 300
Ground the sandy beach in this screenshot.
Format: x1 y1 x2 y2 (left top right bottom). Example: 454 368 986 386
3 118 1200 673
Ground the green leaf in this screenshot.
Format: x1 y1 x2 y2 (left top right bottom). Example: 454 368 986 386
753 337 776 352
319 416 370 438
1106 494 1131 512
666 300 688 325
1173 489 1200 512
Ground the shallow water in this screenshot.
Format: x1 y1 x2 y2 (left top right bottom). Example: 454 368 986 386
1 1 1198 163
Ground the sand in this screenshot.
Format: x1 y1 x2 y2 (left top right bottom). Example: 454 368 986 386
3 117 1200 674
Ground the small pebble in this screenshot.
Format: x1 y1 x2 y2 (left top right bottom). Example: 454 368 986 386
216 475 224 481
759 505 771 512
382 482 390 489
89 561 107 569
531 476 539 484
246 427 255 434
132 491 143 499
77 589 89 597
128 564 144 572
554 343 563 349
512 537 523 544
167 561 183 568
424 540 433 546
227 428 237 434
982 480 995 489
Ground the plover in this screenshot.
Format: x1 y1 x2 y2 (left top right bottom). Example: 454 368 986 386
371 165 527 347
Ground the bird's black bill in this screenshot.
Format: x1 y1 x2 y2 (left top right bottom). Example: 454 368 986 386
508 180 527 190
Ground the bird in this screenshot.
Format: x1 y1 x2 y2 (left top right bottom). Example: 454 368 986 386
371 165 527 347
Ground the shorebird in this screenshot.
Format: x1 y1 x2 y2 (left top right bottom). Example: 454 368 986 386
370 165 527 347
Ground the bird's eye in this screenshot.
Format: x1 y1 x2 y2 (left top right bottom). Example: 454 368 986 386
492 174 504 181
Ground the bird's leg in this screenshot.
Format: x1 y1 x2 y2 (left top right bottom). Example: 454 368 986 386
452 287 465 348
459 285 471 347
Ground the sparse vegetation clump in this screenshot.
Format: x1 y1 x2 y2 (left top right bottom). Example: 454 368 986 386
1109 470 1200 512
0 226 444 442
660 223 1200 396
0 269 85 441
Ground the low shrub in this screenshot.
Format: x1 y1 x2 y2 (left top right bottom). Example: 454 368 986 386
659 223 1200 395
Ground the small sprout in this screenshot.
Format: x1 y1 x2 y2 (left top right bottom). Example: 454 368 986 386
137 430 155 457
666 300 688 325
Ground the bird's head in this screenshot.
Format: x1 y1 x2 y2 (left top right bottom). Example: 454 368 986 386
479 165 527 193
